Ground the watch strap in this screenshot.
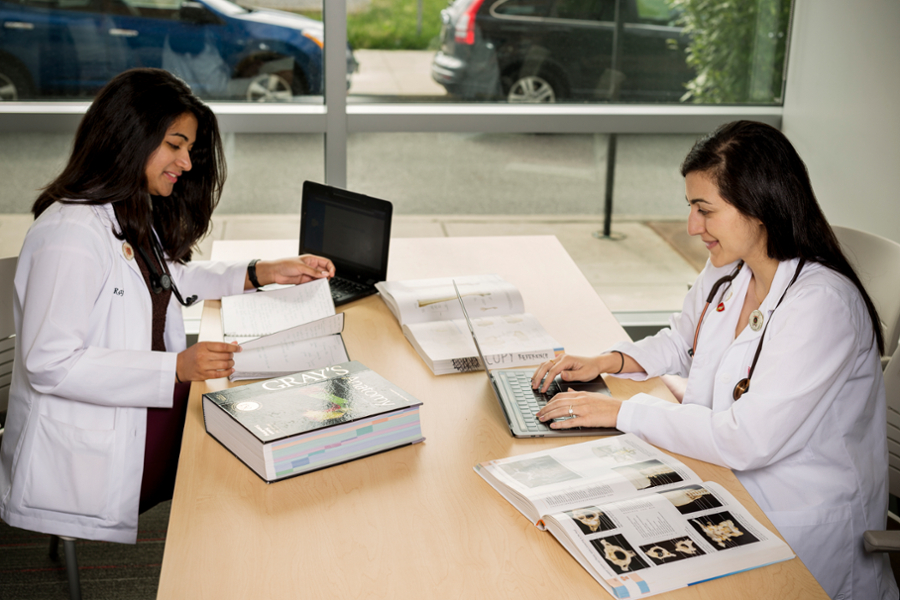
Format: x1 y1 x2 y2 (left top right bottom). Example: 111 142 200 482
247 258 262 289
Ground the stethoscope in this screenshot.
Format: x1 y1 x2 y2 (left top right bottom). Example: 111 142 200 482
690 259 805 400
134 235 198 307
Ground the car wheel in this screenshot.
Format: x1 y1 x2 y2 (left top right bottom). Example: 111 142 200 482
0 59 33 101
245 72 293 102
505 73 561 103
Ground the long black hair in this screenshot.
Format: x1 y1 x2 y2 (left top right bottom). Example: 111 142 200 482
33 68 225 262
681 120 884 355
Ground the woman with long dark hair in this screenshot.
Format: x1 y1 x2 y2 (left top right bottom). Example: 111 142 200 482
0 68 334 543
533 121 896 598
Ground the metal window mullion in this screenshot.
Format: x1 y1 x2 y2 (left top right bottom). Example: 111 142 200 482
323 0 348 188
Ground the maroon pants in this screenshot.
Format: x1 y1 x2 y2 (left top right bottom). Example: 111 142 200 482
138 381 191 514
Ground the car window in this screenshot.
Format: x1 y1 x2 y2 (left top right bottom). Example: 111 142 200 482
125 0 181 10
19 0 107 14
551 0 615 22
491 0 550 19
635 0 676 23
199 0 246 16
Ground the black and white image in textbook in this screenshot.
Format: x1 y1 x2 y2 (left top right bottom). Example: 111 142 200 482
474 433 795 599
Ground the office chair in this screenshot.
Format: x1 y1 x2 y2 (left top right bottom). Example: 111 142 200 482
0 256 17 442
864 343 900 552
0 255 82 600
832 226 900 366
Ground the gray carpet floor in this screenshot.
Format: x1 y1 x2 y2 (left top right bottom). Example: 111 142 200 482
0 501 170 600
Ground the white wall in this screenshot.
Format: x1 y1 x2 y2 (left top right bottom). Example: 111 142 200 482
782 0 900 244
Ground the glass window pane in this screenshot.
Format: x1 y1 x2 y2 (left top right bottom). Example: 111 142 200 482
348 0 791 104
348 132 701 312
0 132 322 213
347 132 693 216
0 0 326 101
211 133 323 213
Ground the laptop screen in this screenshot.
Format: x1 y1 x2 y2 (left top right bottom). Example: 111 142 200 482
300 181 392 281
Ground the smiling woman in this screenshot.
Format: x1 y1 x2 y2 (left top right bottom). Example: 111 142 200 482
144 112 196 197
533 121 897 599
0 68 336 549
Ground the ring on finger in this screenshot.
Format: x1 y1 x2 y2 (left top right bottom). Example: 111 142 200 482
568 405 574 416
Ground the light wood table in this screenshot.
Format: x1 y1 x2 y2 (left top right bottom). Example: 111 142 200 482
158 236 827 599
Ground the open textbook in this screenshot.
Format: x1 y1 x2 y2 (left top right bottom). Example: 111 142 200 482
220 278 349 381
375 274 563 375
475 434 794 599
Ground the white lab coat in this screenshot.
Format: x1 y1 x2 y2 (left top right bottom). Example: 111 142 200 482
613 257 898 600
0 201 247 543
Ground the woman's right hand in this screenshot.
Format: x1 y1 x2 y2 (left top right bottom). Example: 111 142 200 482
531 354 603 393
176 341 241 382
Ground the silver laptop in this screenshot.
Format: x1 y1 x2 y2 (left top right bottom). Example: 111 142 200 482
453 282 618 439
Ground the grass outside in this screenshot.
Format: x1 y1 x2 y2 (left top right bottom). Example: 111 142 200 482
294 0 446 50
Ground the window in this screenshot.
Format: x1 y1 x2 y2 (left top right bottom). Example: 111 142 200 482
552 0 615 23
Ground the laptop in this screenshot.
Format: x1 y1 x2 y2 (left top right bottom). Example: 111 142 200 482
453 282 618 438
299 181 393 307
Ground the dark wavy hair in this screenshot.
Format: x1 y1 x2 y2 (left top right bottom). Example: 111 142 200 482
681 120 883 354
32 68 225 262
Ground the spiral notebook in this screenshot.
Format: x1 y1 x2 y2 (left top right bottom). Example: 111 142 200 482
220 278 349 380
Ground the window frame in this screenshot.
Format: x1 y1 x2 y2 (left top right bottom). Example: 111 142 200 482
0 0 783 189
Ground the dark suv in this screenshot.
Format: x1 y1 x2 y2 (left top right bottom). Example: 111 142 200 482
431 0 693 102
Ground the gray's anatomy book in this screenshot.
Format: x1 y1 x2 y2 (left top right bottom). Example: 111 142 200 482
202 361 424 482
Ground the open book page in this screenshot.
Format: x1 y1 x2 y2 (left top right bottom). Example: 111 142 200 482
375 274 524 326
476 434 702 527
403 313 563 374
230 333 349 382
543 481 794 598
226 313 345 346
221 278 336 338
475 434 794 598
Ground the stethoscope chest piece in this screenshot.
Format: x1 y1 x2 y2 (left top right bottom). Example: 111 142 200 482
733 378 750 400
749 309 764 332
122 242 134 261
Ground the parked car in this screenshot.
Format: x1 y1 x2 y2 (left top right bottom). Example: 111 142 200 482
431 0 693 102
0 0 357 101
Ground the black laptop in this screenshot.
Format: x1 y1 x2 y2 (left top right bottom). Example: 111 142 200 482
299 181 393 307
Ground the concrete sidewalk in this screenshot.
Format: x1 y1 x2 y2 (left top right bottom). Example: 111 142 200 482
349 50 447 97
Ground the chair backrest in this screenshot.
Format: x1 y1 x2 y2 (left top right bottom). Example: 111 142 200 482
885 344 900 498
832 226 900 359
1 256 17 429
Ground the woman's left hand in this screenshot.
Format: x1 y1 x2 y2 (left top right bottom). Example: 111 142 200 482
245 254 336 289
536 390 623 429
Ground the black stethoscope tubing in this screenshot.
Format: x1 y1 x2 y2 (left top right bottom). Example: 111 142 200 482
690 259 805 400
135 235 198 307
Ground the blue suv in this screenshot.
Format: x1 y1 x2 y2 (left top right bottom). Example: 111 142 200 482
0 0 356 101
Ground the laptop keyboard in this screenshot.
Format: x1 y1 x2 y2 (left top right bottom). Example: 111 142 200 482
329 276 368 302
501 370 562 432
